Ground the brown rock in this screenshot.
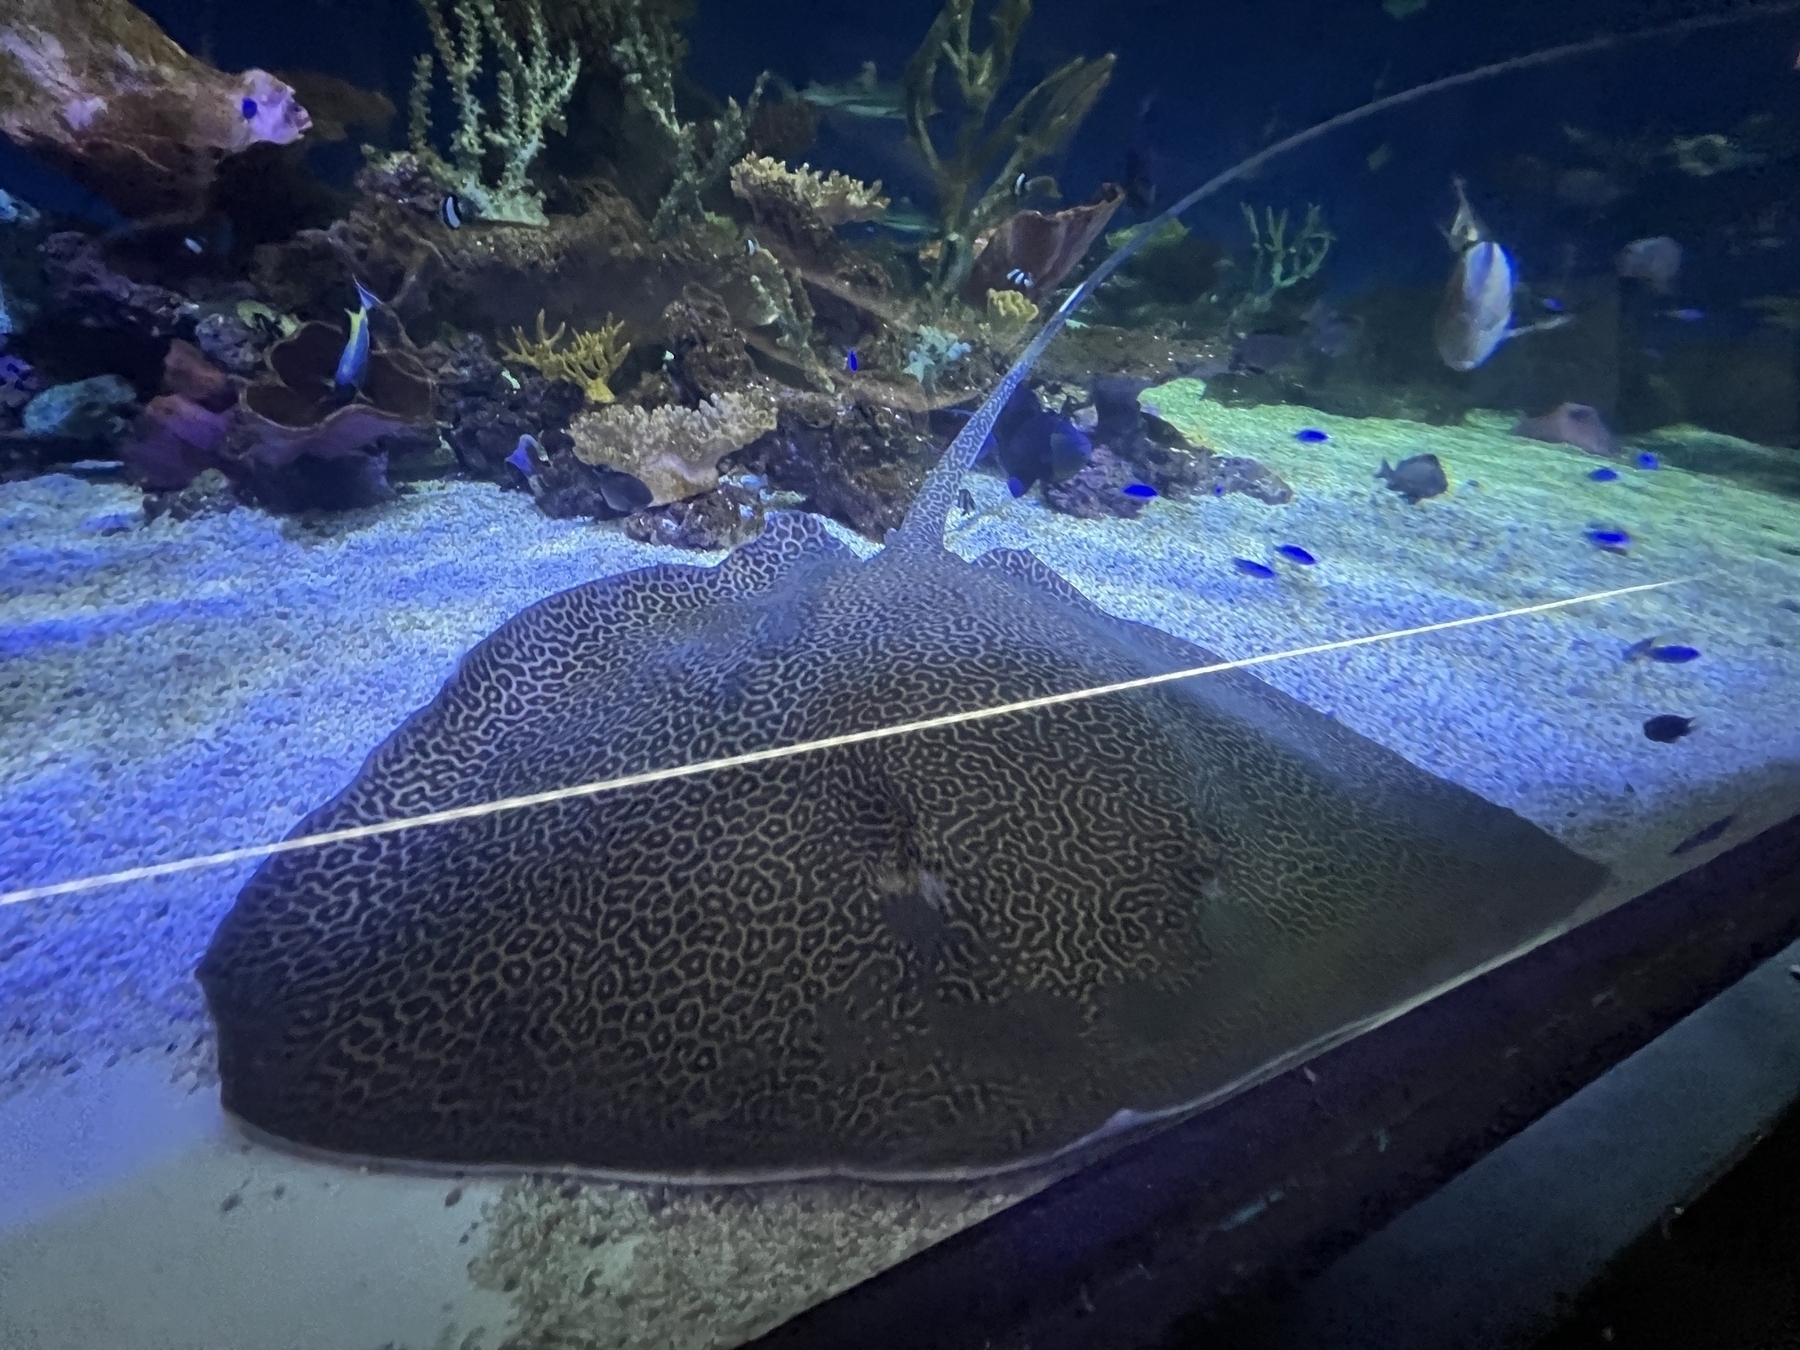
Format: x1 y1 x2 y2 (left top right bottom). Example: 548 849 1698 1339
0 0 310 219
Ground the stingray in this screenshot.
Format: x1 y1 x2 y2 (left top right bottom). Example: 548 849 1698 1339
197 11 1788 1181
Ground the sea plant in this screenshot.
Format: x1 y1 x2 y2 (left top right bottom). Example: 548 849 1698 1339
901 0 1114 302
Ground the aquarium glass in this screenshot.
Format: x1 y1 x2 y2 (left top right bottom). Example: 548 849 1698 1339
2 0 1797 1344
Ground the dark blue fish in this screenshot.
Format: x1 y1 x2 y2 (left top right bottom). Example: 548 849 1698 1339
1007 476 1027 498
1623 637 1657 662
1671 813 1735 856
1274 544 1317 565
1634 451 1659 470
1212 483 1224 497
0 355 32 385
1585 528 1631 551
1589 467 1619 482
506 434 539 477
845 350 859 373
441 195 463 229
1233 558 1276 579
595 466 653 514
1122 483 1157 499
1294 428 1329 443
1642 714 1694 743
1648 644 1700 663
240 97 258 120
1541 296 1566 313
987 384 1092 495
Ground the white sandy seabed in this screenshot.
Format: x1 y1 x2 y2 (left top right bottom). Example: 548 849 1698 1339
1 386 1798 1350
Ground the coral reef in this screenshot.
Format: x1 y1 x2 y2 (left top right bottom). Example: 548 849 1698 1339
742 391 940 538
0 0 309 219
400 0 581 225
38 234 198 341
499 310 630 403
900 0 1114 299
433 332 585 484
568 387 778 504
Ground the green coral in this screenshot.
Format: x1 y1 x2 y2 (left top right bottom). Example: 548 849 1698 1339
904 325 971 388
590 2 768 236
405 0 580 225
901 0 1114 300
1231 202 1333 326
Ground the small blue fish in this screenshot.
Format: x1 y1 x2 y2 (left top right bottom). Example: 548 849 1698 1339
1233 558 1276 579
1274 544 1317 565
1589 467 1619 482
333 279 382 394
1661 308 1705 322
1585 527 1631 551
1212 483 1224 497
1007 476 1027 498
845 350 859 373
1648 644 1700 663
1294 428 1329 443
506 434 540 477
240 97 258 120
441 195 463 229
1122 483 1157 499
0 355 29 384
1541 296 1566 313
1634 451 1659 470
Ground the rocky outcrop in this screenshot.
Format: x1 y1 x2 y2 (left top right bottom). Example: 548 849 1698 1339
0 0 310 219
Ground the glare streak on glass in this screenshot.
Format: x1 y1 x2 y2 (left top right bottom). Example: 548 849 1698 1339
0 577 1689 909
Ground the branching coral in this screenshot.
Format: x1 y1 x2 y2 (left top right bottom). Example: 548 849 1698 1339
500 310 630 403
569 388 778 503
729 155 889 227
901 0 1113 300
599 3 770 236
1232 202 1332 324
404 0 580 225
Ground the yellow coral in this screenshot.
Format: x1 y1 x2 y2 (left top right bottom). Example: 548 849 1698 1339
985 287 1038 335
729 154 889 227
500 311 630 404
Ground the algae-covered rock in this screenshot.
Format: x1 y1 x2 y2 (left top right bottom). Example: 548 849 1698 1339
23 375 137 440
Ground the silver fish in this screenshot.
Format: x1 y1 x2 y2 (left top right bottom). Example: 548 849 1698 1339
1435 178 1568 371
